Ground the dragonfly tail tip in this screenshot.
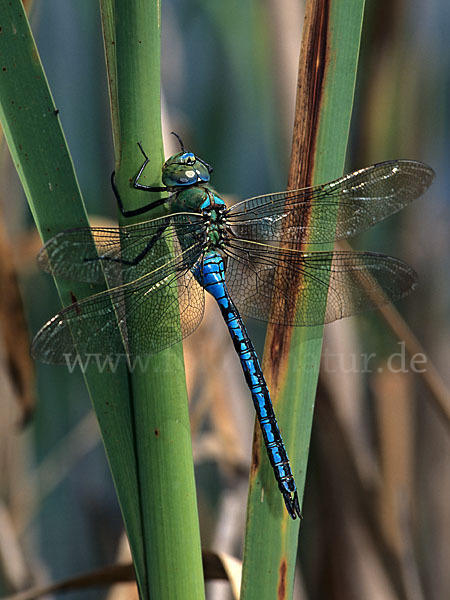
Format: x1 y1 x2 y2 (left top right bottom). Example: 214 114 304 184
283 491 302 520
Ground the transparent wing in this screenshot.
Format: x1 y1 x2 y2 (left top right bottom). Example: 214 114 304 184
31 245 205 364
224 239 417 326
226 160 434 245
37 212 206 287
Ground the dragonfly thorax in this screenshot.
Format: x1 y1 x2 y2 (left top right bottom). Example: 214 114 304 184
162 151 212 187
200 192 228 249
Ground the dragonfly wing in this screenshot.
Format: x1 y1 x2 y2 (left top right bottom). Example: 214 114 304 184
224 239 417 326
32 245 205 364
38 212 205 287
226 160 434 245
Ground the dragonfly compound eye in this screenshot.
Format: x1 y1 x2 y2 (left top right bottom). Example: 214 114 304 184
162 151 212 187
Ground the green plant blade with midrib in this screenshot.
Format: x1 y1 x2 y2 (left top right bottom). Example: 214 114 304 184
0 1 149 595
101 1 205 598
241 1 366 599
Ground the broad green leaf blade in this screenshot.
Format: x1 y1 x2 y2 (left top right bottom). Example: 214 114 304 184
241 1 366 598
0 0 147 593
102 1 205 598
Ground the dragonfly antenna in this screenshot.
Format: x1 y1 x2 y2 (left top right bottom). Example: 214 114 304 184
170 131 186 152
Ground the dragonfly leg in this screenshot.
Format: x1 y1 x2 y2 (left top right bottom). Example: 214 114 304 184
84 222 169 267
111 143 173 218
111 170 169 218
132 142 169 195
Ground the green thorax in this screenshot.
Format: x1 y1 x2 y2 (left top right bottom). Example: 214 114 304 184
170 185 228 252
169 185 212 213
169 185 225 213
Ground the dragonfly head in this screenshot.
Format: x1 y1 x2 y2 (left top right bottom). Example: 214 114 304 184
162 151 213 187
162 132 213 187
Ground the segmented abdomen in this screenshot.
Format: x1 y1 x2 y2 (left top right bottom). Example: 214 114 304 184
196 250 300 518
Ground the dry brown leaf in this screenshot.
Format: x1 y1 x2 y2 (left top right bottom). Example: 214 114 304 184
0 219 35 425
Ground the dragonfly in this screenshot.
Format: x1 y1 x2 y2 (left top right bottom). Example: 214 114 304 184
31 133 434 519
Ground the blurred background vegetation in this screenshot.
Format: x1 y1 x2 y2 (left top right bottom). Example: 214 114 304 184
0 0 449 599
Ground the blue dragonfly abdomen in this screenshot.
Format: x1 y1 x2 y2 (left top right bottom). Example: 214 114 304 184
197 250 301 518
